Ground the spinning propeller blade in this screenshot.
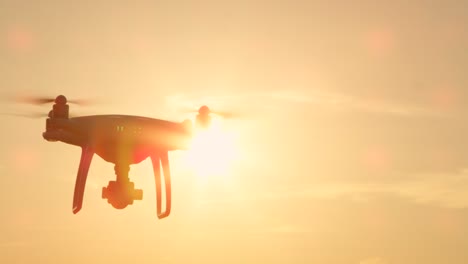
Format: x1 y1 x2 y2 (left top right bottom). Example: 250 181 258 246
17 96 92 106
19 97 55 105
2 94 94 106
0 112 48 118
180 106 242 119
210 110 240 119
0 112 81 119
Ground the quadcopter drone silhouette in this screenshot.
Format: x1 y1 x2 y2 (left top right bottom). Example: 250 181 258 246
15 94 234 219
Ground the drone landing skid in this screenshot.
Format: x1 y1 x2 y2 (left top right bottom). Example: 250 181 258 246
73 146 94 214
71 147 172 219
151 152 172 219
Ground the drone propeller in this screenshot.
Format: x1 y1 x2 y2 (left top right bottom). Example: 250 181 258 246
0 111 81 119
1 94 94 106
181 105 242 119
0 112 48 119
210 110 239 119
14 95 92 106
179 105 244 130
0 94 92 119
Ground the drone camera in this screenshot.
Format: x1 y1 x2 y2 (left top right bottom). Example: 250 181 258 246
102 181 143 209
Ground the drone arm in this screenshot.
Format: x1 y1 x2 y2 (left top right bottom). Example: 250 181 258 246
72 146 94 214
150 152 172 219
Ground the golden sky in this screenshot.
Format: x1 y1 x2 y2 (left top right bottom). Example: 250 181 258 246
1 1 468 263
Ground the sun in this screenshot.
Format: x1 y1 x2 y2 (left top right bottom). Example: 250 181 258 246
182 117 239 178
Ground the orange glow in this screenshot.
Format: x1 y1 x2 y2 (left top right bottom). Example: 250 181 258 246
2 2 467 263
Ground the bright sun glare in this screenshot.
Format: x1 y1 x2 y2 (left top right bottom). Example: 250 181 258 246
182 117 239 178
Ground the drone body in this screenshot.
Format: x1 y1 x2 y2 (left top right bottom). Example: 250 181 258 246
40 95 213 219
44 114 192 163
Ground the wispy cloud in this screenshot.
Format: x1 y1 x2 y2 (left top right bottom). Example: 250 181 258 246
287 170 468 209
392 170 468 209
197 169 468 209
266 89 444 117
164 88 446 118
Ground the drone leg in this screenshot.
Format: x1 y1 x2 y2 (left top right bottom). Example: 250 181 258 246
151 152 172 219
72 146 94 214
160 152 172 218
151 156 162 216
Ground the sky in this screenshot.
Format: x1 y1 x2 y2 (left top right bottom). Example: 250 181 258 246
1 0 468 263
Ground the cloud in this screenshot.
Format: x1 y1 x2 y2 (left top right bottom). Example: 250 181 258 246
392 170 468 209
164 88 447 119
197 168 468 209
275 169 468 209
266 89 444 118
318 170 468 208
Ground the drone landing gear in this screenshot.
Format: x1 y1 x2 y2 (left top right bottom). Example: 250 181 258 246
102 164 143 209
71 148 171 219
151 152 171 219
73 146 94 214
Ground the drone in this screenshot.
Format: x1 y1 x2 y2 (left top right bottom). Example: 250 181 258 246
12 94 233 219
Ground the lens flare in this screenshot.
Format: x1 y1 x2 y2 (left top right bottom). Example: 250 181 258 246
183 117 238 178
